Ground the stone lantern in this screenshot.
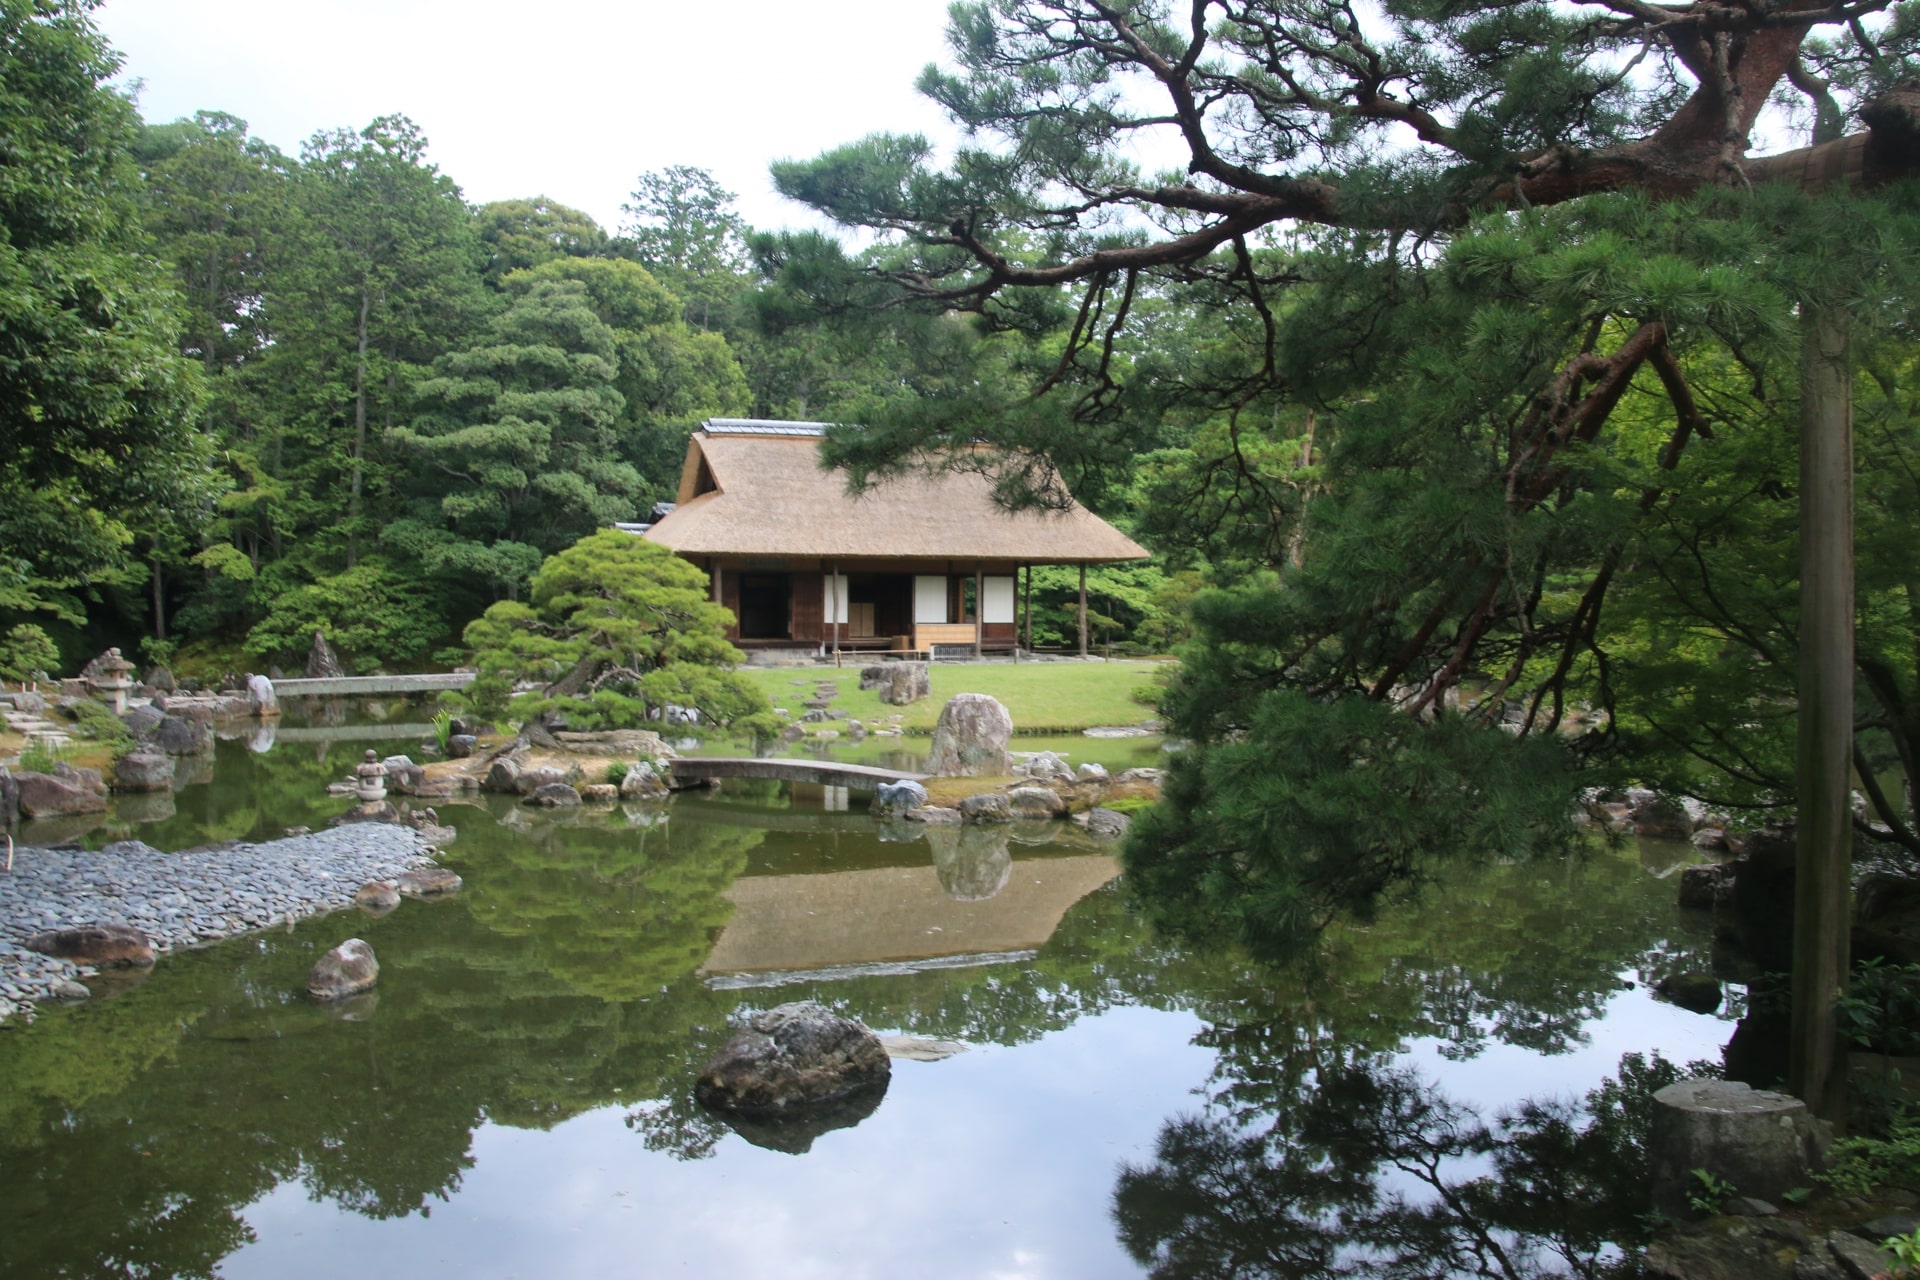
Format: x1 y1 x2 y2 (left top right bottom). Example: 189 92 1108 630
355 749 389 802
88 648 136 714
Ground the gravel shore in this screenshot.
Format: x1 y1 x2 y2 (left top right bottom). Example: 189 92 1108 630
0 824 438 1025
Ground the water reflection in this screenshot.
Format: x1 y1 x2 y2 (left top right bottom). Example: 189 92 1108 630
0 722 1733 1279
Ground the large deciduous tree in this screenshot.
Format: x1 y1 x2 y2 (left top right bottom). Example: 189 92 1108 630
773 0 1920 1109
0 0 210 625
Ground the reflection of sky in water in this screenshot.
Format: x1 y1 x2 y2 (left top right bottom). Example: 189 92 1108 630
226 1007 1214 1280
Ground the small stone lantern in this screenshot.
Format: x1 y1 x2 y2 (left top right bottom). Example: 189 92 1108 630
355 749 389 803
88 648 136 714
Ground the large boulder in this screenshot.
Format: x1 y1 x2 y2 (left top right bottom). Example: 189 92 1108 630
482 755 523 794
154 714 212 755
120 704 165 740
924 693 1014 777
695 1001 891 1117
24 922 155 968
1647 1079 1831 1219
514 765 570 796
958 792 1013 824
1005 786 1068 820
308 938 379 1002
143 664 176 693
305 630 345 678
111 752 175 793
0 765 17 827
619 761 670 800
14 771 107 818
861 662 930 706
246 673 279 717
396 867 462 898
525 781 582 807
870 779 929 818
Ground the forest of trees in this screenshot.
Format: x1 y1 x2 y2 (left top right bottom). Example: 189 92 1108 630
11 0 1920 1108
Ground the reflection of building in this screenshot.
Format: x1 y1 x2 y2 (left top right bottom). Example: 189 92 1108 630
700 854 1120 981
641 419 1148 657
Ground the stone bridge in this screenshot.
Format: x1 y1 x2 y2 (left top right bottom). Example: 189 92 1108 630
669 757 926 790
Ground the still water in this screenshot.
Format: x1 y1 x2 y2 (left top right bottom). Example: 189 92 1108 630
0 718 1734 1278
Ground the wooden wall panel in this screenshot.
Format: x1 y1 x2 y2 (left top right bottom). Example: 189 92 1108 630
790 572 825 643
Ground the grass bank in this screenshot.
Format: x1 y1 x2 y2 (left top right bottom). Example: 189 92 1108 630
738 659 1170 734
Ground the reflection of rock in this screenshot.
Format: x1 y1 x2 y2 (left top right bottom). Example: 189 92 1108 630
925 825 1014 901
924 693 1014 776
111 788 176 825
247 723 277 753
695 1001 892 1123
324 990 380 1022
878 1034 967 1061
308 938 379 1002
713 1080 888 1155
25 922 155 968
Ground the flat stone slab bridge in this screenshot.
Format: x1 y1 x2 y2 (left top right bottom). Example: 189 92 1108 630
670 758 927 790
273 673 475 697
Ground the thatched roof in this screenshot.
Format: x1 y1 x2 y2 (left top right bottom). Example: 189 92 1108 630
643 421 1149 563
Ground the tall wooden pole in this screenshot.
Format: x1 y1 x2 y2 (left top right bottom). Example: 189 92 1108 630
1023 563 1033 655
1789 300 1854 1121
974 563 984 660
1078 563 1089 658
831 562 841 666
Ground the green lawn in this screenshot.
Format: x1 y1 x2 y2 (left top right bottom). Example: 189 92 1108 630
739 659 1170 733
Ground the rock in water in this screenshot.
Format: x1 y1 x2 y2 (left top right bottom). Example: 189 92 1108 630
246 673 279 716
306 630 345 679
308 939 379 1002
154 714 212 755
870 779 929 818
354 880 401 914
396 867 462 898
695 1001 892 1117
13 771 108 818
111 752 175 793
25 922 155 968
924 693 1014 776
1647 1079 1831 1218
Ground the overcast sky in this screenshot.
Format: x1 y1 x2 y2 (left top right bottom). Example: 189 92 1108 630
95 1 965 236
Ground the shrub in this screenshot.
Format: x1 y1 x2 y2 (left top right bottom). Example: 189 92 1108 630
0 623 60 683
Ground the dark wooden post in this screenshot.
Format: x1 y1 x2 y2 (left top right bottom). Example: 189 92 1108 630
830 562 842 666
1022 563 1033 655
1789 301 1854 1121
1078 563 1089 658
974 563 984 660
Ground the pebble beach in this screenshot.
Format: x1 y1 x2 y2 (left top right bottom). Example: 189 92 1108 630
0 823 438 1024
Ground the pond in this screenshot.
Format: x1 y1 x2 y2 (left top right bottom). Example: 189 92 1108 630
0 715 1736 1278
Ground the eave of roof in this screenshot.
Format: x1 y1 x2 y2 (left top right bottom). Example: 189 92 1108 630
645 427 1149 563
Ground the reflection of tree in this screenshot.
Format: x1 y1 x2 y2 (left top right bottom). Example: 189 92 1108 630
461 805 761 1002
1115 1052 1706 1280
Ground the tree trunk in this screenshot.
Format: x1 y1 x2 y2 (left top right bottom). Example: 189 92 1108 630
347 286 372 568
1078 563 1089 659
151 558 166 642
1789 300 1854 1122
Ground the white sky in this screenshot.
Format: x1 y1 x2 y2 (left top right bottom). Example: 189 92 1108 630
95 1 965 236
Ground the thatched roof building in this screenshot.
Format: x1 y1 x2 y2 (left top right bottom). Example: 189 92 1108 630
642 419 1148 655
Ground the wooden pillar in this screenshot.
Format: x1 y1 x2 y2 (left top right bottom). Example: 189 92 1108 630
710 559 721 604
974 563 984 660
1077 562 1088 659
1789 301 1854 1121
831 561 842 666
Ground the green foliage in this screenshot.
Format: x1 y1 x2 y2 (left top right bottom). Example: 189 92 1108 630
17 738 64 774
0 0 212 619
243 558 448 668
430 710 453 754
1885 1227 1920 1277
604 760 629 786
473 197 610 288
1127 664 1580 963
0 623 61 683
1821 1111 1920 1196
63 699 133 756
1687 1168 1736 1215
1838 958 1920 1056
461 530 773 735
